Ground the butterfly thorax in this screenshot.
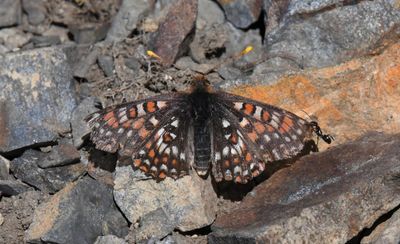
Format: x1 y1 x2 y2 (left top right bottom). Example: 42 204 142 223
188 88 212 175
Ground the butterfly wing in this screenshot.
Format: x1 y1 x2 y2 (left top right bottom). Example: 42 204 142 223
86 93 193 180
211 91 313 183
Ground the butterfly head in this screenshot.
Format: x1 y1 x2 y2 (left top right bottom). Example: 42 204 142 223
190 75 212 93
309 121 334 144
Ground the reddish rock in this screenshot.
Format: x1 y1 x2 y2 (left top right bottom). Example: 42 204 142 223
150 0 198 66
210 132 400 243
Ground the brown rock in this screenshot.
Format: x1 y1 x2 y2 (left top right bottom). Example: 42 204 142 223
230 42 400 150
150 0 198 66
209 132 400 243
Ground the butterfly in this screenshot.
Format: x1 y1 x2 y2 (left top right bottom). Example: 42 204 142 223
85 80 333 184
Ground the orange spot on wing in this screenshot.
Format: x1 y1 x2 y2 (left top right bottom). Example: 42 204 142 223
267 125 275 132
163 133 173 142
254 122 266 134
158 171 166 179
162 155 168 163
133 118 145 129
134 159 142 167
229 133 238 144
247 130 258 142
245 152 252 162
148 149 155 158
279 116 294 133
112 121 119 128
122 120 132 128
233 157 240 164
235 176 242 183
262 110 270 121
223 160 230 168
139 127 150 138
171 159 178 167
107 117 116 126
104 111 115 121
140 165 148 172
243 103 255 115
146 101 157 112
145 142 152 149
154 158 160 165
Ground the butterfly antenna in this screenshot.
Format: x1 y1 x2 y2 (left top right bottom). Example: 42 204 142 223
309 121 334 144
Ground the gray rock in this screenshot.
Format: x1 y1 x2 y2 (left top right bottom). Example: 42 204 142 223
196 0 225 31
10 150 86 193
0 155 10 180
113 166 217 242
94 235 127 244
265 1 400 69
288 0 343 16
0 47 77 153
37 143 80 168
0 0 21 27
216 0 263 29
30 35 61 48
361 207 400 244
0 179 32 197
106 0 151 42
69 23 110 44
98 55 115 77
26 177 129 244
71 97 99 148
22 0 47 25
175 56 214 74
72 48 99 80
210 133 400 243
0 28 32 51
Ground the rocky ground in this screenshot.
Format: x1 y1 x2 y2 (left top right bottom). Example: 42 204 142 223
0 0 399 243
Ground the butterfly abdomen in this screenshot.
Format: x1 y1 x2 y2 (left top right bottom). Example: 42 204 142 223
189 90 212 175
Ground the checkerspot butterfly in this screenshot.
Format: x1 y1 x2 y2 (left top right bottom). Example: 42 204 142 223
86 80 333 184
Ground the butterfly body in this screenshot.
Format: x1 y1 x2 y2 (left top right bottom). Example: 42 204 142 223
86 81 332 184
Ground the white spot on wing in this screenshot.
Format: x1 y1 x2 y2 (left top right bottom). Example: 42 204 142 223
171 120 179 127
159 143 167 153
254 106 262 120
172 146 178 156
137 103 145 116
150 116 159 126
105 131 112 136
271 119 279 129
119 115 128 123
264 134 271 142
127 130 133 138
215 152 221 161
157 101 167 109
223 146 229 156
239 118 249 128
117 128 124 134
234 102 243 110
180 153 185 160
222 119 230 128
296 128 303 135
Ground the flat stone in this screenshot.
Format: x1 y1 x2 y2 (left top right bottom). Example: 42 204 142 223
0 28 32 51
0 0 21 27
10 150 86 193
22 0 47 25
0 179 32 197
71 97 99 148
106 0 151 42
37 143 80 168
210 133 400 243
288 0 344 16
98 55 115 77
150 0 198 66
196 0 225 31
94 235 127 244
216 0 263 28
30 35 61 48
175 56 215 74
69 23 110 44
264 1 400 70
0 47 77 153
113 165 217 242
26 177 129 244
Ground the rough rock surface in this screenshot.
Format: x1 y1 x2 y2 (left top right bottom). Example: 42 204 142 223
209 133 400 243
37 143 80 168
0 0 21 27
361 206 400 243
0 155 10 180
0 191 45 244
150 0 198 66
113 165 217 241
0 47 77 153
94 235 127 244
10 149 86 193
216 0 263 28
0 179 32 197
26 177 129 244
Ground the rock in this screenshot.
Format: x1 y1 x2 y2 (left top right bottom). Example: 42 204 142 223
288 0 344 16
361 207 400 243
216 0 263 29
196 0 225 31
230 42 400 149
72 48 99 80
0 191 45 244
0 213 3 226
42 25 70 43
0 179 32 197
0 155 10 180
113 165 217 242
69 23 110 44
22 0 47 25
30 35 61 48
175 56 215 74
150 0 198 66
210 133 400 243
0 47 77 153
94 235 127 244
0 28 32 51
264 1 400 71
98 55 115 77
0 0 21 27
10 150 86 193
37 143 80 168
71 97 100 148
26 177 129 244
106 0 151 42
